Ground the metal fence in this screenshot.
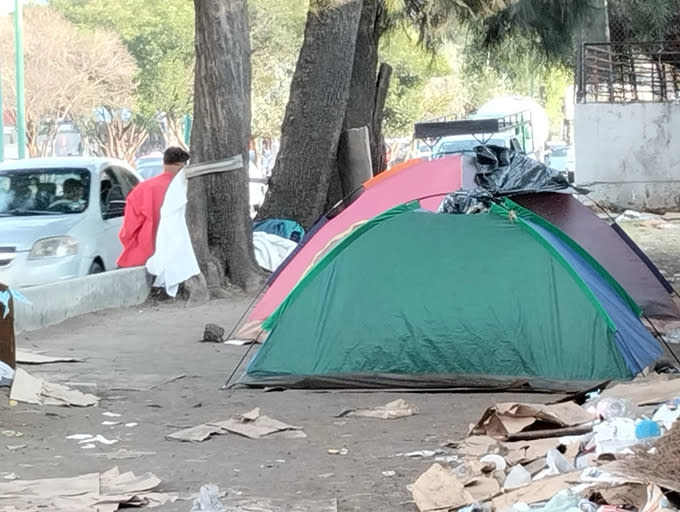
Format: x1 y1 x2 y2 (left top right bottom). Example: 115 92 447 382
580 42 680 103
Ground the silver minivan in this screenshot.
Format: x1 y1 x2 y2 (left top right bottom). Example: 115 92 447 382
0 157 141 287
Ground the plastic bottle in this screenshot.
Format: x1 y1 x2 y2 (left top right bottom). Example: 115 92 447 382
595 398 637 420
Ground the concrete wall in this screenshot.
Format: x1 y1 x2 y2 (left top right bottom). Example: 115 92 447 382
14 267 151 333
574 102 680 212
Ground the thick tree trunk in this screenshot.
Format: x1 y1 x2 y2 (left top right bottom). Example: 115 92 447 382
255 0 363 229
187 0 262 291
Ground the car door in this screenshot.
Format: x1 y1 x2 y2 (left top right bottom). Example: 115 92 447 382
96 167 127 270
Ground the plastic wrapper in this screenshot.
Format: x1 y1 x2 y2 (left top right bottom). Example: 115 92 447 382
190 484 227 512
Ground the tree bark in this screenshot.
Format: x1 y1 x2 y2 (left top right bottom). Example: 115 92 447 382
187 0 262 291
371 62 392 174
255 0 363 229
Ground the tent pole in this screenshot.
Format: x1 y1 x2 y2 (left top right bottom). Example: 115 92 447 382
223 331 261 389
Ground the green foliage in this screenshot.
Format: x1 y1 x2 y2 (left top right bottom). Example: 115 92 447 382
50 0 194 121
461 27 572 137
608 0 677 42
249 0 307 138
380 28 452 136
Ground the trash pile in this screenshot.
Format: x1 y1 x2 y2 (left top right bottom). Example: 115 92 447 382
411 376 680 512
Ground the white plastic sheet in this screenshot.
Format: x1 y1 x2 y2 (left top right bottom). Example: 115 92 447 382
146 169 200 296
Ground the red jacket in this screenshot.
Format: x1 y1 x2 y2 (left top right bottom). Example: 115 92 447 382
117 172 174 268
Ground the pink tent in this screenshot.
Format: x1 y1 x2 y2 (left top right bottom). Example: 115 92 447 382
236 156 463 340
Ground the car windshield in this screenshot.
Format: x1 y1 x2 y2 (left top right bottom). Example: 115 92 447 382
136 161 163 180
551 147 569 157
436 138 505 156
0 168 91 216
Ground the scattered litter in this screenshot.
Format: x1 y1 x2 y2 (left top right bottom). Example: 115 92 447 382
6 444 26 451
167 408 306 442
67 434 118 446
410 385 680 512
615 210 665 223
125 422 139 428
190 483 226 512
337 399 417 420
15 349 82 364
0 430 22 438
80 434 117 445
66 434 95 441
80 443 96 449
9 368 99 407
92 448 156 460
102 411 122 418
396 449 446 459
102 421 120 426
327 448 348 455
412 463 473 512
317 473 335 479
382 470 397 477
202 323 225 343
1 473 18 481
0 466 177 510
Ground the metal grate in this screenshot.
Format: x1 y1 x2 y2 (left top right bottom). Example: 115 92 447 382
580 41 680 103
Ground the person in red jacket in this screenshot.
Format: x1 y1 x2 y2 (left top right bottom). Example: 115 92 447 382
117 147 190 268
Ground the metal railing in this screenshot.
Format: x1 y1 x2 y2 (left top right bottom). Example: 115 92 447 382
580 41 680 103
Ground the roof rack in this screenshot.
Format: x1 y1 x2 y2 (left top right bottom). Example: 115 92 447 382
414 111 531 140
413 111 535 156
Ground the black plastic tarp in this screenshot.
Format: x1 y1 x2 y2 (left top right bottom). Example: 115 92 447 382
474 145 588 196
438 188 493 214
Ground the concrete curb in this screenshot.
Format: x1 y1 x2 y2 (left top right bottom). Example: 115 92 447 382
14 267 152 334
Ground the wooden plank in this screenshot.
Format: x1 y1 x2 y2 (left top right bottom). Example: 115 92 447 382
0 284 16 369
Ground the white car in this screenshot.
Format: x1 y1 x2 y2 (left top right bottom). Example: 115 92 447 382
0 157 142 288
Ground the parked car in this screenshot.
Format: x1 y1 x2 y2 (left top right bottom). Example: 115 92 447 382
135 152 164 179
431 134 516 160
546 144 575 174
0 157 142 287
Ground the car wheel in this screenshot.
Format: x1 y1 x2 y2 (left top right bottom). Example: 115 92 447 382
89 260 105 274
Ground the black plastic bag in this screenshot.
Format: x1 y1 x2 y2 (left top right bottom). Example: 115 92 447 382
474 145 587 196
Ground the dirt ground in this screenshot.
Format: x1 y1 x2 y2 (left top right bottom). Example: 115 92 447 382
1 220 679 511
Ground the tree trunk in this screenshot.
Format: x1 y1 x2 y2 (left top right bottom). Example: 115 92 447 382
255 0 363 229
371 62 392 174
187 0 262 291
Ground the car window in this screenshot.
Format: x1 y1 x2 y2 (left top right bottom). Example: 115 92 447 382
0 167 90 216
100 167 126 219
112 166 140 197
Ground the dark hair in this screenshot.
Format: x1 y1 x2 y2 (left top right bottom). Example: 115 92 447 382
163 147 190 165
63 178 81 193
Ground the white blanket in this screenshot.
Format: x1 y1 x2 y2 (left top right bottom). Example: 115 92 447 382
146 169 200 296
253 232 297 272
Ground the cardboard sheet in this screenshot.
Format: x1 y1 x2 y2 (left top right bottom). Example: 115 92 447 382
470 402 592 439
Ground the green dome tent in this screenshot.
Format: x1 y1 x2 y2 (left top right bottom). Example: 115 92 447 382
238 201 662 391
